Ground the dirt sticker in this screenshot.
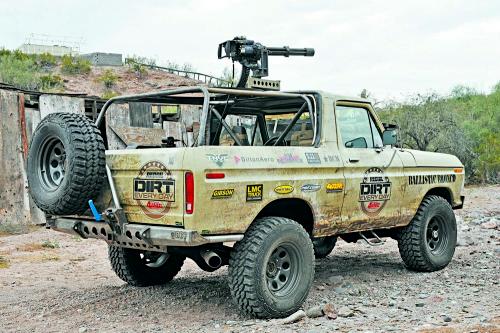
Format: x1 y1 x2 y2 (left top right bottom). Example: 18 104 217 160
326 182 344 193
359 167 391 216
246 184 263 201
133 161 175 219
274 185 294 194
211 189 234 199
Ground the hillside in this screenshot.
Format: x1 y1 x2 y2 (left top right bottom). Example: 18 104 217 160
0 50 201 98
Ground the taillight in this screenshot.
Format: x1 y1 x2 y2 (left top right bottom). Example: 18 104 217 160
185 171 194 214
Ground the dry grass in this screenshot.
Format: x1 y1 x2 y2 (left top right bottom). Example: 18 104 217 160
16 243 45 252
0 255 10 269
0 224 42 237
22 253 60 263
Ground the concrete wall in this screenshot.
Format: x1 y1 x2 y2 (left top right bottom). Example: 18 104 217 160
0 90 43 226
0 91 87 226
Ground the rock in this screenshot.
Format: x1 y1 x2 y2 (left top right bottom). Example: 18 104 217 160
418 293 429 299
328 275 343 286
306 305 324 318
388 300 396 307
316 285 325 291
415 302 425 307
78 328 87 333
481 220 497 229
323 303 337 320
442 315 452 322
337 306 354 318
282 310 306 324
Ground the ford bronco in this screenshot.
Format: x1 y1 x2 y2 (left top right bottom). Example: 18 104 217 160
26 38 464 318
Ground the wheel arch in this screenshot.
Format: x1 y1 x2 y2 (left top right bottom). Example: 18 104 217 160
424 186 453 205
255 198 315 235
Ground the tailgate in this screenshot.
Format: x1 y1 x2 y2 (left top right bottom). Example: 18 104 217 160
106 149 186 226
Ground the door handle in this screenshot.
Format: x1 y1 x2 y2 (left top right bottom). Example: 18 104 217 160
349 158 360 163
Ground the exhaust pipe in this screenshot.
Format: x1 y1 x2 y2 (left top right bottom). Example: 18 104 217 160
201 250 222 269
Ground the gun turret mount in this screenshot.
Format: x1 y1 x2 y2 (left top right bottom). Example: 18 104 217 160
218 36 315 88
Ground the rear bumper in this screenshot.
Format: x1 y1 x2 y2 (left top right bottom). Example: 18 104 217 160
47 217 243 251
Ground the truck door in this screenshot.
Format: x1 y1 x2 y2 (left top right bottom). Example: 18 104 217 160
335 102 404 232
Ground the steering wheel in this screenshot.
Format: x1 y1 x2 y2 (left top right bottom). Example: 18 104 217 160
264 136 280 146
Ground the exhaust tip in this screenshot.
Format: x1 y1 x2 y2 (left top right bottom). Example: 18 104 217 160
201 250 222 269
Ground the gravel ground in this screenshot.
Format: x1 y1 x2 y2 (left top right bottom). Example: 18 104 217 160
0 185 499 333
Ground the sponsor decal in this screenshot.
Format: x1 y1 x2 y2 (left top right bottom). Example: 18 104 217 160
206 154 228 167
408 174 456 185
211 188 235 199
301 184 321 192
274 185 294 194
305 152 321 164
246 184 263 201
234 156 275 164
277 153 303 164
359 167 391 216
326 182 344 193
133 161 175 219
323 154 341 163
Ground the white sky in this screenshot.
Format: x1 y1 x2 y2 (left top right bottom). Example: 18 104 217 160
1 0 499 101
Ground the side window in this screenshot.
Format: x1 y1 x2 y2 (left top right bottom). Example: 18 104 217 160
336 106 374 148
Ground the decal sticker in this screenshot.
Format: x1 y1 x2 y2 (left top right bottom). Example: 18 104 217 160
408 174 456 185
134 161 175 219
305 152 321 164
246 184 263 201
211 188 235 199
234 156 275 164
206 154 228 167
323 154 341 163
326 182 344 193
301 184 321 192
359 167 391 216
274 185 294 194
277 154 303 164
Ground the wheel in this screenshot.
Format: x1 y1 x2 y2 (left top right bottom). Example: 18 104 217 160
312 236 337 258
109 245 185 287
228 216 315 318
27 112 105 215
397 195 457 272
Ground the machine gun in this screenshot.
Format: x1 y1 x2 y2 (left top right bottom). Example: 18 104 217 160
218 36 315 88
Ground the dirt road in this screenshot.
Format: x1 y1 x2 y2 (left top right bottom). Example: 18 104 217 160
1 186 499 333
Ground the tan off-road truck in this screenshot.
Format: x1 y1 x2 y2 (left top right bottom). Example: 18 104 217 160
27 86 465 318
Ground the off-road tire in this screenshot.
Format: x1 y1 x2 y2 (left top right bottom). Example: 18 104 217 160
398 195 457 272
27 112 105 215
228 217 315 318
312 236 337 259
109 246 185 287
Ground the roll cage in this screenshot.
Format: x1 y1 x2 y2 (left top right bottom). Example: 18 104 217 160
95 87 320 148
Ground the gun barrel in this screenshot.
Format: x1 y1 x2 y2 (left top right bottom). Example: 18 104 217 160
267 47 315 57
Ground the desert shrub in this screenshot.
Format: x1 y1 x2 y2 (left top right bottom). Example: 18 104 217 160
37 52 57 68
0 54 41 90
97 69 118 88
102 90 119 99
40 74 63 91
61 55 91 75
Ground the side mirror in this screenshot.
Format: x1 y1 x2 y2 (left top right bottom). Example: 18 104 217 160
345 137 368 148
382 123 399 146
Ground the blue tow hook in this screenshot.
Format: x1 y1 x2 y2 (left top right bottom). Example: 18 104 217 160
88 200 102 222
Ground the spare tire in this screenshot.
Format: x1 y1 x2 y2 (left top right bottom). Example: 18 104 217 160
27 112 106 215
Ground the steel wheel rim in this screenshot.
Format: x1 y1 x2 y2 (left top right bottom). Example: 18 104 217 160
38 136 66 192
426 215 449 255
266 242 301 297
